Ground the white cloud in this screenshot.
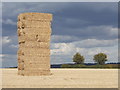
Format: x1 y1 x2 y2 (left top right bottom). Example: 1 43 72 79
73 38 118 48
51 34 118 48
2 36 11 44
10 44 18 48
109 27 118 36
2 35 18 45
1 54 17 68
2 19 16 25
51 42 75 55
0 54 5 58
51 26 118 43
51 38 118 64
52 25 118 41
2 35 18 56
84 25 118 38
0 54 5 64
51 35 80 43
51 38 118 56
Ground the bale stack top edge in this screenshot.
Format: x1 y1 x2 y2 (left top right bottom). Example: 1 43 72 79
18 12 52 21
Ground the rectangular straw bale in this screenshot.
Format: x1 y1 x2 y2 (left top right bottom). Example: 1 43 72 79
22 21 50 28
23 54 50 57
22 41 50 48
18 13 52 21
23 56 50 61
24 34 50 42
23 28 51 34
23 48 50 54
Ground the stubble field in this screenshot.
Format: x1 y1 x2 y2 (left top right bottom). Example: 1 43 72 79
1 68 118 88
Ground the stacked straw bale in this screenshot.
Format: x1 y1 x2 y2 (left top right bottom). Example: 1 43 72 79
17 13 52 76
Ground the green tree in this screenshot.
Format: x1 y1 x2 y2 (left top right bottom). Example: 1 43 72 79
93 53 108 65
73 53 85 64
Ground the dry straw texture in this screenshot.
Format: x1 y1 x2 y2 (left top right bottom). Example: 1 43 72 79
17 13 52 76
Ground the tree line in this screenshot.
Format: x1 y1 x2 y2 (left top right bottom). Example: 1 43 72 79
73 52 108 65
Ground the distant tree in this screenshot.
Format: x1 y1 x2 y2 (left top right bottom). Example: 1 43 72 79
93 53 108 65
73 53 85 64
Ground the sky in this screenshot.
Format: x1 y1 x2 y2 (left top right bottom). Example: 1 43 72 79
1 2 118 67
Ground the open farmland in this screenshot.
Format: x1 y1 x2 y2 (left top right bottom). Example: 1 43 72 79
1 68 118 88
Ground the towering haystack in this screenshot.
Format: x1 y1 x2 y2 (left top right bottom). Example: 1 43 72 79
17 13 52 76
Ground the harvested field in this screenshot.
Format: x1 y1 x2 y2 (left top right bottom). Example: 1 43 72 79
1 68 118 88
